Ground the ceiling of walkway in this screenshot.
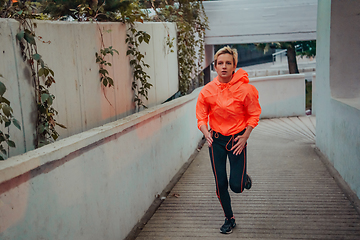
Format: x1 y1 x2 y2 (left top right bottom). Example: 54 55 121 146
203 0 317 45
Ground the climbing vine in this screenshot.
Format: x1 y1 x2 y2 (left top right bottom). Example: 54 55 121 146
96 28 119 88
0 75 21 160
1 1 66 148
147 0 209 95
116 2 153 110
41 0 153 109
96 45 119 87
0 0 207 154
126 25 152 109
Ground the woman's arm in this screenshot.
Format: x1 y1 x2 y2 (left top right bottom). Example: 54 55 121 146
200 124 213 147
196 91 213 146
231 84 260 155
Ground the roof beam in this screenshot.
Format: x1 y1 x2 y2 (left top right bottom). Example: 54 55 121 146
203 0 317 45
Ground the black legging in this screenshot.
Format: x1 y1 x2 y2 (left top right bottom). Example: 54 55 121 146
209 129 247 219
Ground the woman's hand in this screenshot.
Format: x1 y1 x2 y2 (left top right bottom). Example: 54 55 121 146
200 125 213 147
231 126 253 155
205 131 213 147
231 134 248 155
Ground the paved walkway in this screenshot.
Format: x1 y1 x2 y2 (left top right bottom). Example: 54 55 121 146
134 116 360 239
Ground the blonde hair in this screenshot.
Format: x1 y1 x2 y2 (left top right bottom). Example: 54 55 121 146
214 46 238 67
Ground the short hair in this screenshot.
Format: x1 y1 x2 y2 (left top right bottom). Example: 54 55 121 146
214 46 238 67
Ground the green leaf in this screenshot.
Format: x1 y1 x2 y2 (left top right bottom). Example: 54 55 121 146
40 59 45 68
44 68 50 77
52 133 58 141
5 120 11 128
108 77 114 86
0 156 4 160
24 31 36 45
12 118 21 130
99 69 109 75
41 93 50 103
16 30 24 41
0 81 6 96
38 68 45 76
47 96 53 105
103 78 108 87
32 54 41 61
144 34 150 44
7 140 15 148
2 105 12 117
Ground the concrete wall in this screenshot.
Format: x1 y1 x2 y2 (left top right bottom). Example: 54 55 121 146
246 67 315 78
316 0 360 199
0 89 203 240
0 19 178 158
250 74 306 118
210 71 306 119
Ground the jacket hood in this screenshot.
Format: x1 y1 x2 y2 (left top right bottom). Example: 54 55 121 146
214 68 249 86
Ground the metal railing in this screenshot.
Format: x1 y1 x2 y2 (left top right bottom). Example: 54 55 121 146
272 49 287 64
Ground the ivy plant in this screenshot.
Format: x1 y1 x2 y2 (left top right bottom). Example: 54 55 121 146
43 0 153 110
147 0 209 95
0 75 21 160
126 25 152 110
1 1 66 148
96 45 119 87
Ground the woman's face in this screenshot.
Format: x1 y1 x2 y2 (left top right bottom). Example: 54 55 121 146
215 53 236 83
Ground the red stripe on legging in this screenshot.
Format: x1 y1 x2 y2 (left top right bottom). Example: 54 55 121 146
210 145 225 215
240 144 247 193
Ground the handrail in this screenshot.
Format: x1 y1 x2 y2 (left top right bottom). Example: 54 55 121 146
272 45 301 63
272 49 287 64
272 49 287 56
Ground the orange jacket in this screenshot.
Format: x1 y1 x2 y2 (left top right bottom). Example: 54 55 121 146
196 68 261 136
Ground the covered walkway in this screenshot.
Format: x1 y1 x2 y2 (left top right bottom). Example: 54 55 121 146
133 116 360 239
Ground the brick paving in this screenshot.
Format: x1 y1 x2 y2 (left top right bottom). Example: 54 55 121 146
134 116 360 240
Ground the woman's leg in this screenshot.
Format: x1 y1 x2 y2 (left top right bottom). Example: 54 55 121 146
209 137 233 219
228 144 247 193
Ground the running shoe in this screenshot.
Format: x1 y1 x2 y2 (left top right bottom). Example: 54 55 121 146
220 217 236 234
245 174 252 190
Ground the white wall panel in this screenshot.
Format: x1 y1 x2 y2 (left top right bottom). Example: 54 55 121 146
250 74 306 118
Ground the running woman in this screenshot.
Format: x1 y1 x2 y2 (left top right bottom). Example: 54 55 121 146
196 46 261 234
